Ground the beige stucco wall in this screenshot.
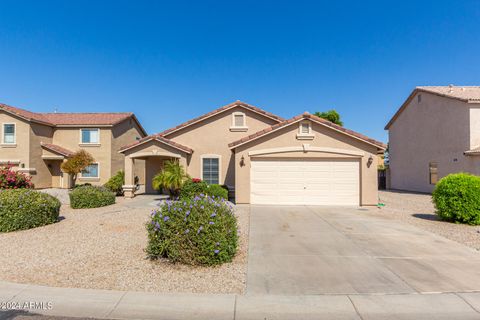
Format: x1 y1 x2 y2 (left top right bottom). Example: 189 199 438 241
234 120 379 205
388 92 475 193
165 107 279 186
0 111 31 169
52 127 112 185
29 123 54 188
111 118 146 183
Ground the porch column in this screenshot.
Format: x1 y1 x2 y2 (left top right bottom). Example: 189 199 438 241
61 159 73 189
123 156 136 198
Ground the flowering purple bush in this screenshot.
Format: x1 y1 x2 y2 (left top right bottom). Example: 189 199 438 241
146 194 238 265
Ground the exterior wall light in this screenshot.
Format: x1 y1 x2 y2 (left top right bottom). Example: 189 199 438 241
367 155 373 168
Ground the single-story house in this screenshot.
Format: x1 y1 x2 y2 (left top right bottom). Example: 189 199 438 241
386 85 480 193
120 101 385 206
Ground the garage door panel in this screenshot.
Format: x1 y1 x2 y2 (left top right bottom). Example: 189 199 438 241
251 159 359 206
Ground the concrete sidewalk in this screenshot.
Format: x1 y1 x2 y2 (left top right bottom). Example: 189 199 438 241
1 281 480 320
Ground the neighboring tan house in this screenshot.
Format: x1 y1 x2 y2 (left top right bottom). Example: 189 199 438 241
386 85 480 193
0 103 147 188
120 101 385 206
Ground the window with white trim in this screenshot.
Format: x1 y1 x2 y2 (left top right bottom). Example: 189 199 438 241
3 124 15 144
202 157 219 184
81 128 99 144
81 163 99 178
230 112 247 131
300 122 310 134
234 114 245 127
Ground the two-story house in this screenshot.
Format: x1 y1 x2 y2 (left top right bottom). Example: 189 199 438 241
386 85 480 193
120 101 385 205
0 103 147 188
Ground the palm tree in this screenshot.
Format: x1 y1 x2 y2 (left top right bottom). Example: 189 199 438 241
152 160 189 199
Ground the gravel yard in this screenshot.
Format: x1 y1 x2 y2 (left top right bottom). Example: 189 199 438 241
372 190 480 251
0 196 249 294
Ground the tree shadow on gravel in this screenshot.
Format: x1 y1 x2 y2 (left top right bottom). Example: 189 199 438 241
412 213 440 221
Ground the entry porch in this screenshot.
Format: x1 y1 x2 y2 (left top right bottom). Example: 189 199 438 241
120 137 192 198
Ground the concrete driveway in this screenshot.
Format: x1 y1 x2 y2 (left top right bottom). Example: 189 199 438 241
247 205 480 295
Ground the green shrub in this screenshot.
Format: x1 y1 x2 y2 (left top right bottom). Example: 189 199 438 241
0 189 61 232
179 179 228 200
206 184 228 200
69 185 115 209
179 179 208 198
432 173 480 225
146 194 238 265
104 170 125 195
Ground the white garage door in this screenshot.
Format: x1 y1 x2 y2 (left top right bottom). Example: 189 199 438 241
250 159 360 205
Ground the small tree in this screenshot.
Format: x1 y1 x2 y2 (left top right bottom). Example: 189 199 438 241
314 109 343 126
152 160 189 199
61 150 94 185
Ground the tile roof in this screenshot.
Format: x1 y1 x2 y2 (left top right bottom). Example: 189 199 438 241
158 100 285 136
0 103 140 127
40 143 75 157
416 86 480 102
229 112 387 150
119 135 193 154
385 85 480 129
42 113 134 126
0 103 53 125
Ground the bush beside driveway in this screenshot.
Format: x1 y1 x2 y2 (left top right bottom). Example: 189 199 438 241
377 190 480 250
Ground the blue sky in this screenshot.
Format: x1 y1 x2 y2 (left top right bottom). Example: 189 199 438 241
1 1 479 142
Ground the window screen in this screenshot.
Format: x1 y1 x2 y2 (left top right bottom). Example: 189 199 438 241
234 114 244 127
301 123 310 134
3 124 15 144
81 129 99 144
202 158 219 184
81 164 99 178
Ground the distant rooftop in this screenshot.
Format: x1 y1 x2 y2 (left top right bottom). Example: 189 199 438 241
417 85 480 102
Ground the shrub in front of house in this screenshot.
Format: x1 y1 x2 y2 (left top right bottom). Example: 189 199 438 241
146 194 238 265
179 179 228 200
432 173 480 225
69 185 116 209
104 170 125 196
0 189 61 232
0 166 34 189
206 184 228 200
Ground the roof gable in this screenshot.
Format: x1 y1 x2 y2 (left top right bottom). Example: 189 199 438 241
119 135 193 154
385 86 480 130
159 100 284 137
229 112 386 150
